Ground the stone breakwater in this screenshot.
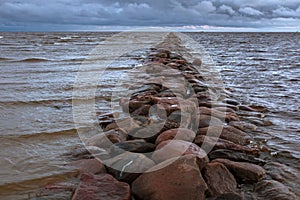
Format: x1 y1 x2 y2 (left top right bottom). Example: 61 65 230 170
45 33 297 199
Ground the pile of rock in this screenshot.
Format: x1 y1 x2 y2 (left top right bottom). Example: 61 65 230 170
67 35 297 200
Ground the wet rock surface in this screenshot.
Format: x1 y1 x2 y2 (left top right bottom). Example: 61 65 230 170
72 173 131 200
255 180 297 200
212 158 266 183
202 162 239 198
63 33 296 200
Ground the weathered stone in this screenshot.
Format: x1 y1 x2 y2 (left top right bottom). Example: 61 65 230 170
202 162 238 197
161 120 180 132
229 121 257 131
70 146 107 160
195 135 259 156
72 173 131 200
155 128 196 145
104 118 141 134
109 139 156 155
167 110 191 125
85 130 127 149
198 114 223 128
152 140 209 165
151 97 197 116
213 158 266 183
197 125 251 145
132 155 208 200
199 106 239 122
198 101 238 110
214 106 236 113
104 152 156 183
238 105 267 112
70 159 106 175
209 149 264 164
255 180 297 200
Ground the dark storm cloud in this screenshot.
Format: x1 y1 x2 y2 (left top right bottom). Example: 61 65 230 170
0 0 299 30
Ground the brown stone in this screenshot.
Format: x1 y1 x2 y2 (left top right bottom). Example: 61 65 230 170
104 152 156 183
155 128 196 145
197 125 251 145
213 158 266 183
208 149 265 164
229 121 257 131
109 139 156 155
132 155 208 200
70 159 106 175
151 97 197 116
152 140 209 165
199 106 240 122
71 146 109 160
85 129 127 149
238 105 258 112
214 106 236 113
104 117 141 134
255 180 297 200
198 101 238 110
202 162 238 197
198 114 224 128
72 173 131 200
194 135 259 156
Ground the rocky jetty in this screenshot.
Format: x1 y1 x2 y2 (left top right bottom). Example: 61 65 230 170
45 33 298 199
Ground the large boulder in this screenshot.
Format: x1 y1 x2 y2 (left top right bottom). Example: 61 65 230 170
212 158 266 183
72 173 131 200
202 162 239 197
132 155 208 200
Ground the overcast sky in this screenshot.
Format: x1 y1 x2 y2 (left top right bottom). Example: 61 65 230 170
0 0 300 31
